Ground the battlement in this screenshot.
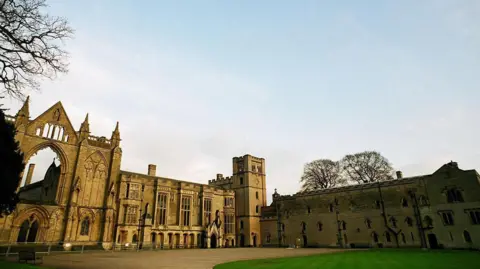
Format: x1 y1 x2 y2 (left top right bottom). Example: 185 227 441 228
208 173 233 185
87 135 112 148
276 175 429 201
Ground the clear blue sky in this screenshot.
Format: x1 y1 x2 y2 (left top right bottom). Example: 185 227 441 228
6 0 480 203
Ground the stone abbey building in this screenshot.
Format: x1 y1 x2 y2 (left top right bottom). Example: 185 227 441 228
261 163 480 250
1 98 480 250
0 99 267 249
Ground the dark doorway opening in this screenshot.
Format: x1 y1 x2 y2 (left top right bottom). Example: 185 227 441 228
427 233 439 249
240 234 245 247
303 235 308 247
210 234 217 248
253 235 257 247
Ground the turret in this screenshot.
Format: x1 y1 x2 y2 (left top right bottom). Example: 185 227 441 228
78 113 90 141
15 96 30 127
111 121 120 147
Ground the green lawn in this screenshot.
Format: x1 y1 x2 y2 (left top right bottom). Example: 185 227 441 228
214 249 479 269
0 260 51 269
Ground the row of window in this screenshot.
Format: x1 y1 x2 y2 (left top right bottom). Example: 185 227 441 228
36 123 69 142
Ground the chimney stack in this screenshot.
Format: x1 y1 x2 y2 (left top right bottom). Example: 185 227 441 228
25 164 35 186
148 164 156 176
396 171 403 179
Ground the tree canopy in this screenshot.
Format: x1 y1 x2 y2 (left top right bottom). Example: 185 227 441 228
0 0 73 99
300 151 395 191
0 100 24 216
300 159 345 191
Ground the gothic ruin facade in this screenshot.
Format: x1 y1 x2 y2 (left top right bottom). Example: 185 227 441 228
0 99 267 249
261 162 480 250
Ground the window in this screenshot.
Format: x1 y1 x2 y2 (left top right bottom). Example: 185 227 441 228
132 234 138 243
464 230 472 243
389 217 397 228
401 198 408 207
401 233 406 244
257 166 262 173
266 233 271 243
125 183 130 198
424 216 433 227
467 210 480 225
252 165 255 171
204 198 212 225
126 206 138 224
224 197 233 207
156 193 168 225
240 220 244 229
181 196 191 226
129 183 140 200
281 223 285 231
255 205 259 213
342 221 347 231
418 195 428 206
385 232 391 242
365 218 372 229
405 217 413 227
374 200 381 209
301 222 306 233
80 217 90 236
440 211 454 226
239 177 243 185
329 204 334 212
256 192 259 199
372 232 379 243
224 214 234 234
446 188 464 203
307 206 311 214
317 221 323 231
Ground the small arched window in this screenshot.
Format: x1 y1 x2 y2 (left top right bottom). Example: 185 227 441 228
307 206 311 214
255 205 259 213
365 218 372 229
255 191 259 199
401 198 408 207
342 221 347 231
80 217 90 236
389 217 397 228
418 195 428 206
132 234 138 243
240 220 244 229
405 217 413 227
239 177 244 185
464 230 472 243
329 204 334 212
372 232 379 243
385 232 391 242
374 200 381 209
317 221 323 231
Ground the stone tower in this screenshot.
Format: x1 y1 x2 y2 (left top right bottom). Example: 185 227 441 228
231 155 266 247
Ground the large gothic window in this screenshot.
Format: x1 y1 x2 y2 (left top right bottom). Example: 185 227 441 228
17 219 38 243
80 217 90 236
446 188 464 203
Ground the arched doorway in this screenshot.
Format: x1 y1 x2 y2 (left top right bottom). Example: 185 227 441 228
239 234 245 247
210 234 217 248
427 233 439 249
151 233 156 246
253 234 257 247
231 239 235 247
302 235 308 247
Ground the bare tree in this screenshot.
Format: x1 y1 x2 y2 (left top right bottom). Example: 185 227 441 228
300 159 346 191
0 0 73 99
341 151 394 184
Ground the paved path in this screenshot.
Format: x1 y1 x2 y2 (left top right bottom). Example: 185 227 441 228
40 248 355 269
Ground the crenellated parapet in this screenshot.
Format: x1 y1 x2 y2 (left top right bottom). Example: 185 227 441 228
208 173 233 185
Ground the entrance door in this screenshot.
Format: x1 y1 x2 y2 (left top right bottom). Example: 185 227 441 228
253 235 257 247
210 234 217 248
303 235 308 247
427 233 439 249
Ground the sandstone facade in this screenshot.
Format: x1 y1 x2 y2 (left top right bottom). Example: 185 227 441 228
0 99 267 248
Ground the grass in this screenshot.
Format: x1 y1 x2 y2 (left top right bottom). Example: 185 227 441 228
214 249 479 269
0 260 52 269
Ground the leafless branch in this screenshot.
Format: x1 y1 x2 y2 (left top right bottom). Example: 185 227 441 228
300 159 346 191
0 0 73 99
341 151 394 184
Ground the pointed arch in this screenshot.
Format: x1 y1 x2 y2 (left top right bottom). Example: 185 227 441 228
23 141 69 174
13 206 50 227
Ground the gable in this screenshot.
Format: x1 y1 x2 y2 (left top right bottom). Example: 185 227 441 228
27 101 79 142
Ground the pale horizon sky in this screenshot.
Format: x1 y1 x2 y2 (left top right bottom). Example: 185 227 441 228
3 0 480 204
